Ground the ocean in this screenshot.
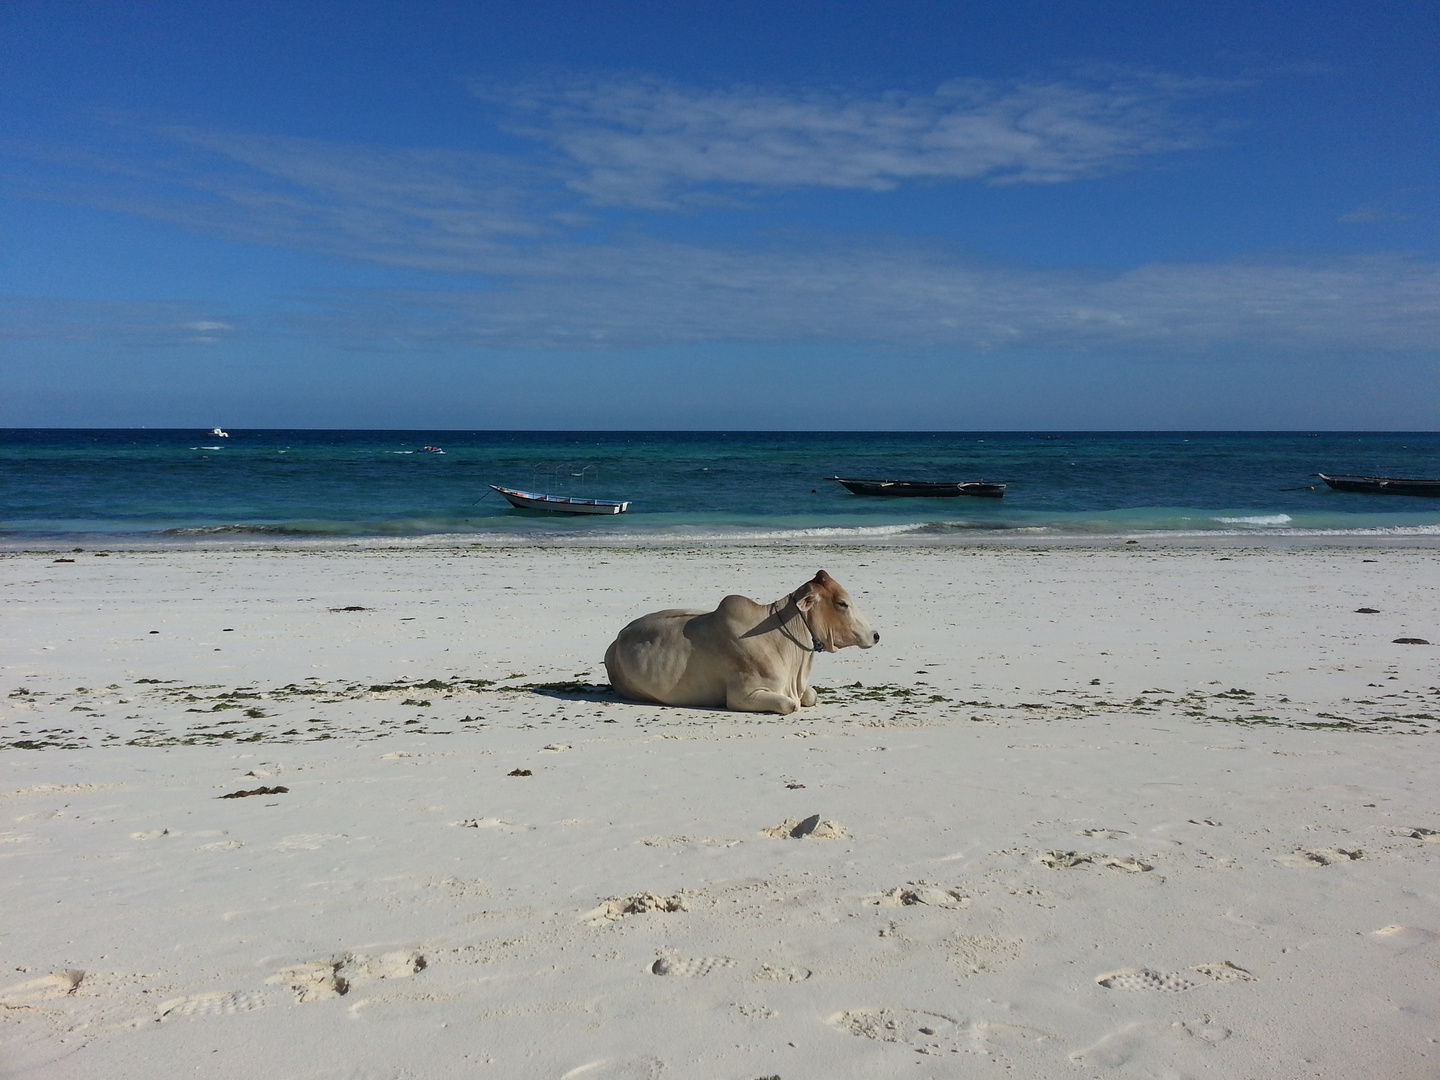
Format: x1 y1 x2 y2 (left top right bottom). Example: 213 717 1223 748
4 429 1440 545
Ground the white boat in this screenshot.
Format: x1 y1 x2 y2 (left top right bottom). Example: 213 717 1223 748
210 427 229 437
490 484 629 515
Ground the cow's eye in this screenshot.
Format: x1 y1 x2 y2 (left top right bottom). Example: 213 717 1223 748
835 600 849 609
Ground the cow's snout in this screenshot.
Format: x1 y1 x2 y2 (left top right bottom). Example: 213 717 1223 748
851 621 878 649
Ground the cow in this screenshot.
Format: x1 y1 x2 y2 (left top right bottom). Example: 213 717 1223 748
604 570 878 714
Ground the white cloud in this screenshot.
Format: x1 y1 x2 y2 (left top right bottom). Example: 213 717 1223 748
490 71 1233 207
164 128 555 244
3 108 1434 362
297 244 1440 356
0 298 241 346
2 128 559 270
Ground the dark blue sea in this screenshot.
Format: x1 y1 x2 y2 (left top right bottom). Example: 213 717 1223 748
4 429 1440 545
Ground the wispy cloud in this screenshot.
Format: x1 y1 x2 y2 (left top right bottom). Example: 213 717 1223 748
2 90 1433 362
1339 185 1433 226
489 70 1234 207
0 298 241 347
294 243 1440 355
2 128 561 270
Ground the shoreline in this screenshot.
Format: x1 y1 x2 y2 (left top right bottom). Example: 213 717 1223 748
6 527 1440 554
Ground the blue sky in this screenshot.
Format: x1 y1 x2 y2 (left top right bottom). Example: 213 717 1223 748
2 0 1436 429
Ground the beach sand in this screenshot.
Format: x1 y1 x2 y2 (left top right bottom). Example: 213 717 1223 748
3 542 1439 1079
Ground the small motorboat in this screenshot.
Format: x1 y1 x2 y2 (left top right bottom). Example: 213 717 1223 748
209 427 229 438
490 484 630 515
827 476 1006 498
1316 473 1440 497
421 445 445 454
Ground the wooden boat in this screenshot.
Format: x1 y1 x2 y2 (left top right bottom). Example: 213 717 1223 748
1316 473 1440 497
490 484 630 514
828 476 1006 498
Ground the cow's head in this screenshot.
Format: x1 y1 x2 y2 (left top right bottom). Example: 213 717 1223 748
792 570 879 652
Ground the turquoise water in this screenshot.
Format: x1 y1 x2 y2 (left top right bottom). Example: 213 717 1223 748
4 429 1440 543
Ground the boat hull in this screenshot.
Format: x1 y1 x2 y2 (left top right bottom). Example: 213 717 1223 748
1317 473 1440 498
490 485 630 514
828 476 1006 498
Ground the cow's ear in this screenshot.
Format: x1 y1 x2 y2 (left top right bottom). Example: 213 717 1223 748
795 584 818 612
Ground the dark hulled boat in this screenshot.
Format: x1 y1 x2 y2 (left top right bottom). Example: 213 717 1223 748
1316 473 1440 497
827 476 1006 498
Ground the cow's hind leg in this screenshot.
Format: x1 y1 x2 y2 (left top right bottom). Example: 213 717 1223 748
727 684 800 715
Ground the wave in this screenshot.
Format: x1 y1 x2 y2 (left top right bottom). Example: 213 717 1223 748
7 494 1435 548
1213 514 1293 526
139 516 1440 546
164 524 323 536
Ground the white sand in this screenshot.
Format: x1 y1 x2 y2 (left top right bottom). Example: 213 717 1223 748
3 542 1439 1079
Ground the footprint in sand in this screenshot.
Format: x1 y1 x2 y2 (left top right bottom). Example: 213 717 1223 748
949 935 1022 976
1070 1016 1231 1067
452 817 534 832
638 835 692 847
735 1001 779 1019
638 835 740 848
0 970 84 1005
1039 850 1153 872
1369 925 1437 954
157 991 271 1018
756 963 811 982
869 883 971 907
266 961 348 1002
1194 961 1255 983
1279 848 1364 867
1097 962 1252 991
344 950 426 982
1076 828 1130 839
1038 850 1091 869
650 954 736 977
1096 968 1199 992
559 1057 664 1080
272 833 346 851
828 1007 1049 1056
1099 855 1154 873
266 951 426 1002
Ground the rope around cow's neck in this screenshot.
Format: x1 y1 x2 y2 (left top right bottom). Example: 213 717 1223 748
774 599 825 653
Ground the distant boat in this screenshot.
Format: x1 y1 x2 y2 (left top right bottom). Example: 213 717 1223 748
1316 473 1440 497
490 484 630 515
209 427 229 438
827 476 1006 498
421 445 445 454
